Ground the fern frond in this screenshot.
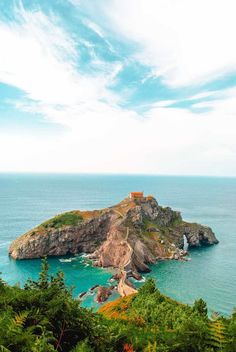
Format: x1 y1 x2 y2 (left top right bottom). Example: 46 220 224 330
13 311 29 328
207 319 228 349
0 346 11 352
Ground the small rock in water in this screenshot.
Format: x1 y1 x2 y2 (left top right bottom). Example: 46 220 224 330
90 284 99 291
78 291 87 299
131 271 143 281
96 286 114 303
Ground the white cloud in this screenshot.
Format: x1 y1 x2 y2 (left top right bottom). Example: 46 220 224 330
0 5 120 108
187 91 217 101
1 92 236 175
67 0 81 7
151 100 176 108
102 0 236 87
1 101 236 175
1 2 236 176
83 19 105 39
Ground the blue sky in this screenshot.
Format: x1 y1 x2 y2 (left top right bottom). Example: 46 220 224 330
0 0 236 175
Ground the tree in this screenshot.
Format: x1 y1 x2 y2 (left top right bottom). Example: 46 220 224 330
193 299 208 318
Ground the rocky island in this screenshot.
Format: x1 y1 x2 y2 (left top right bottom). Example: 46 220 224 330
9 193 218 298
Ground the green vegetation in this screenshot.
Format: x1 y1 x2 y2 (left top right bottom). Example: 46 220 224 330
42 212 83 229
0 259 236 351
99 279 236 352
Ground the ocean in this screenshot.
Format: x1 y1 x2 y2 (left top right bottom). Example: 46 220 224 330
0 173 235 315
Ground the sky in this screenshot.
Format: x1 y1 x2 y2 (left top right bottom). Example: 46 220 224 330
0 0 236 175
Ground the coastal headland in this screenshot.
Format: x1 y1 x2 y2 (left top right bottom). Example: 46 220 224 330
9 193 219 300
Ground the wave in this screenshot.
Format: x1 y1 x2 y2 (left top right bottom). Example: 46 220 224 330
59 258 72 263
59 258 77 263
132 276 146 283
79 253 89 258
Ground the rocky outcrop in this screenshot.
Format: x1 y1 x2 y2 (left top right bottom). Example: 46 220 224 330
9 211 110 260
183 224 219 247
9 196 219 276
96 286 114 303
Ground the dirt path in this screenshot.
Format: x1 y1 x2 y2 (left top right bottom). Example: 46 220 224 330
117 270 137 297
112 210 138 297
117 227 138 297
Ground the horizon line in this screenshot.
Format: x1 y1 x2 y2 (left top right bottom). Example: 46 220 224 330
0 171 236 178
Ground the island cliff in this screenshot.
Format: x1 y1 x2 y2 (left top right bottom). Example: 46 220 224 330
9 194 219 279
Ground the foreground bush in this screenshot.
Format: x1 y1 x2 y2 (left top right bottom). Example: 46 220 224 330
0 259 235 351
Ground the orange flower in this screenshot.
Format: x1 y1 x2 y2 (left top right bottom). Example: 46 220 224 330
123 343 134 352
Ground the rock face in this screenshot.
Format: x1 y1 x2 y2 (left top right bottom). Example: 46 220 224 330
9 195 219 275
183 224 218 247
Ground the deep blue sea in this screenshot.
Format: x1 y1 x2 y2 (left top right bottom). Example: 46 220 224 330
0 173 236 315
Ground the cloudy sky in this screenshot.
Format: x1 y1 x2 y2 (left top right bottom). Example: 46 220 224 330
0 0 236 175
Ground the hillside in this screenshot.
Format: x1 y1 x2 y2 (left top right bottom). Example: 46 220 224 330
0 260 235 352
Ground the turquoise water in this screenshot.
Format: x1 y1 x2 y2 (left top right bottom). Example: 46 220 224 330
0 174 236 315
